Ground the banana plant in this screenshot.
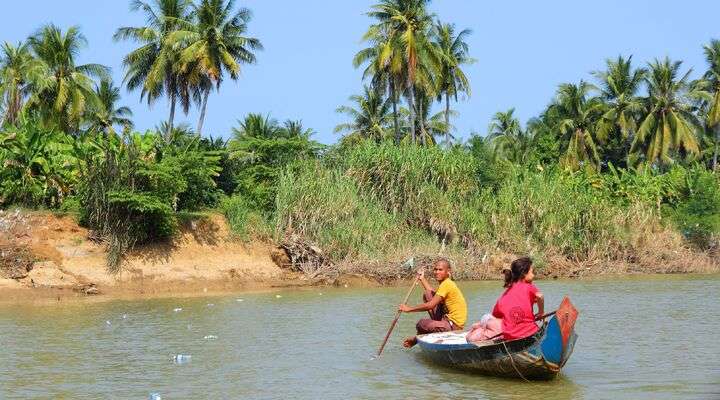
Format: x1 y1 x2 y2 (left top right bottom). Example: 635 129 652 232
0 118 76 206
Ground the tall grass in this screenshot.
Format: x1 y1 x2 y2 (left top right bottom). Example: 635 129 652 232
219 195 272 241
339 141 479 241
460 169 647 263
230 141 719 276
274 160 438 261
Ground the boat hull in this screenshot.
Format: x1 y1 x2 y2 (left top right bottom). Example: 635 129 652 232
416 297 579 380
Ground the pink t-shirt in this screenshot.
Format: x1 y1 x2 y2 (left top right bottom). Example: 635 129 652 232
492 281 539 340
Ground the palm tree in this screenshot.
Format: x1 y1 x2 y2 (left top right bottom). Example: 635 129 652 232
408 85 434 146
403 88 450 145
85 79 134 135
334 86 393 142
280 119 315 140
170 0 262 136
550 81 603 171
631 58 700 166
432 21 473 147
367 0 436 144
353 25 404 142
699 40 720 170
26 25 108 132
230 113 278 143
486 108 530 163
593 56 647 145
228 113 321 209
0 41 43 126
114 0 192 139
487 108 521 140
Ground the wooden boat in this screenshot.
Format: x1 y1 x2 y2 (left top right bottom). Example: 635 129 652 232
416 296 578 380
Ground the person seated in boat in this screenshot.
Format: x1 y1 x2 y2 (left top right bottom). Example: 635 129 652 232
492 257 544 341
465 313 502 343
398 258 467 348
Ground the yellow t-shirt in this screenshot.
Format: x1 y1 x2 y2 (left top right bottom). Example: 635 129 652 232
436 278 467 328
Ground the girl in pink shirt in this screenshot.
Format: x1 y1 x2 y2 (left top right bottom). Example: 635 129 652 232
492 257 545 340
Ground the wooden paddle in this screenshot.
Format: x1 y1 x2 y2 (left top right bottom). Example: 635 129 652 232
376 259 420 357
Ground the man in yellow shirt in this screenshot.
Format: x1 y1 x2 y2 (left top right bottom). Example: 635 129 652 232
399 258 467 348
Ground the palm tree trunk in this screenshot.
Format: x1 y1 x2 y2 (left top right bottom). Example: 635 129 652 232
445 93 451 148
408 83 416 144
713 125 719 171
418 100 427 146
3 84 22 126
196 87 210 136
7 87 18 125
166 94 176 140
390 80 400 143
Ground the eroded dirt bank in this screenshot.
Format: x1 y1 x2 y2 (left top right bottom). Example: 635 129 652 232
0 210 333 301
1 209 717 301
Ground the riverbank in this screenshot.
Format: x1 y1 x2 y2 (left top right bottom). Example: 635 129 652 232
1 209 718 301
0 210 313 301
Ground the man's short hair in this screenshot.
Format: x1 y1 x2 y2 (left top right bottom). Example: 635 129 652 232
435 257 451 269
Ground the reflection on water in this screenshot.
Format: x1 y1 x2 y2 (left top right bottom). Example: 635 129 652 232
0 275 719 399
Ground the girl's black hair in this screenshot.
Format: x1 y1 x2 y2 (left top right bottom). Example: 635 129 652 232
503 257 533 288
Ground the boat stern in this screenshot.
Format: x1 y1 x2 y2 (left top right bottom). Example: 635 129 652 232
540 296 578 367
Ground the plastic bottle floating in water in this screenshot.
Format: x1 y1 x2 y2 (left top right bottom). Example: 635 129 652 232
173 354 191 364
203 335 218 340
149 393 162 400
173 308 182 312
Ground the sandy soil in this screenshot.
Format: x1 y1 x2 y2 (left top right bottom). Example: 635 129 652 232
0 211 326 301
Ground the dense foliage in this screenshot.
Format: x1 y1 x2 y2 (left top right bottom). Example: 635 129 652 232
1 0 718 274
275 142 720 268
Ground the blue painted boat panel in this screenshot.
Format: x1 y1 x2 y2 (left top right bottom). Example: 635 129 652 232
541 317 563 364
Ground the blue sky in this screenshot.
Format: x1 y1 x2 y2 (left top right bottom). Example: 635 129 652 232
1 1 718 144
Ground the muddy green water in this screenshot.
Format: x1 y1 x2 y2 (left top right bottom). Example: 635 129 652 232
1 275 719 399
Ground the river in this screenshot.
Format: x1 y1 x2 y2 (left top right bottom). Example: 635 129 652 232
1 275 719 399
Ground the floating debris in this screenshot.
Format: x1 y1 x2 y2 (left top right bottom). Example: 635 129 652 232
105 320 111 326
173 354 191 364
203 335 218 340
319 292 323 296
173 308 182 312
275 294 282 299
149 393 162 400
207 303 214 307
236 298 244 302
121 314 128 319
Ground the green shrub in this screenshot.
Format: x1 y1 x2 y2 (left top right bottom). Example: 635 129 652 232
228 114 323 211
155 129 222 211
79 130 220 272
665 167 720 248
